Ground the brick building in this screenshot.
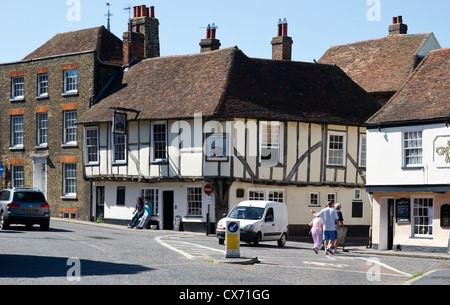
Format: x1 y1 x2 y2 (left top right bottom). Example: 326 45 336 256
0 26 123 220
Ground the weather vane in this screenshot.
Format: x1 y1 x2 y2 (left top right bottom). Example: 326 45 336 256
123 4 132 42
105 3 113 32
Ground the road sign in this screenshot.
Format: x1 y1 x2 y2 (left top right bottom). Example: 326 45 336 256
225 221 240 258
204 184 213 196
0 164 4 175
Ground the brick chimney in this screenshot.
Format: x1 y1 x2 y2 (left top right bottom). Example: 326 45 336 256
123 5 160 67
271 18 293 61
389 16 408 35
200 24 221 53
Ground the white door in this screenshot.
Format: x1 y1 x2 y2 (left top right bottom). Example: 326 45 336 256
33 160 47 199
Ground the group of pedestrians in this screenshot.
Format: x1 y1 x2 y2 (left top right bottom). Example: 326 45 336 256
310 201 345 254
128 196 153 229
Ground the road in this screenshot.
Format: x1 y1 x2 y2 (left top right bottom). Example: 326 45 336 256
0 219 448 287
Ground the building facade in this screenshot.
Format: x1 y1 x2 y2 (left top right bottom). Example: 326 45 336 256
366 48 450 253
78 17 380 234
0 26 123 220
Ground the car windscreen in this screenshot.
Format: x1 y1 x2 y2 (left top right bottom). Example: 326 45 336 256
13 192 46 203
229 206 265 220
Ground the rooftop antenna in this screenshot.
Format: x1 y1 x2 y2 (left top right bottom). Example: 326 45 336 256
105 3 113 32
123 4 132 42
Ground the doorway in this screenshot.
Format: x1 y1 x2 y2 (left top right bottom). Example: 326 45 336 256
33 160 47 199
387 198 394 250
96 186 105 220
163 191 174 230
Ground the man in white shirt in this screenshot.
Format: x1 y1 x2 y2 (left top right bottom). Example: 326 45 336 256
311 201 339 254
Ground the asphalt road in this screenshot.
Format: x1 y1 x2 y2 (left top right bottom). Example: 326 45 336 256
0 219 448 288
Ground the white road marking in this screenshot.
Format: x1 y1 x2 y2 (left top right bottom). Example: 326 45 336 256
155 235 224 260
356 257 412 277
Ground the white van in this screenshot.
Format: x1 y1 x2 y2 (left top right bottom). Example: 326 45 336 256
216 201 288 246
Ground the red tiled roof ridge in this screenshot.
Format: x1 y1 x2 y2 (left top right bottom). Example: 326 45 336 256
136 46 241 63
324 33 432 53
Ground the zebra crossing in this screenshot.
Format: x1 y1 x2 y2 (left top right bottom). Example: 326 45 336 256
155 235 225 260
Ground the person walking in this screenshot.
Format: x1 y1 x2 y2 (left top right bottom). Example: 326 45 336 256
311 201 339 254
309 215 323 254
128 197 144 228
136 197 153 229
334 203 346 253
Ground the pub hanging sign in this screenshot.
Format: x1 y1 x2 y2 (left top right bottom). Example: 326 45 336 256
434 136 450 167
113 112 127 134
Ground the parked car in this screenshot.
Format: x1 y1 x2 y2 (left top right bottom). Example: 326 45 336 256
0 187 50 231
216 200 288 246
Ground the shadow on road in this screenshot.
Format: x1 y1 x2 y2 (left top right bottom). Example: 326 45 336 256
0 254 153 278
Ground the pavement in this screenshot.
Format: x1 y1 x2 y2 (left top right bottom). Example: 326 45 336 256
52 217 450 284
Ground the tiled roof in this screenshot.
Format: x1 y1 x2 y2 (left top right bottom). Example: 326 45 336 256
366 48 450 125
23 26 123 66
78 47 380 126
318 34 435 93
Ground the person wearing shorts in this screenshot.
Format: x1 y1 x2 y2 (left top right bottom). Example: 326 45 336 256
311 201 339 254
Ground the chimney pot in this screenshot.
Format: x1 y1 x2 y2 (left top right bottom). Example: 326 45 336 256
133 6 138 18
282 19 288 36
150 6 155 18
206 24 211 39
277 19 283 36
200 24 221 53
271 19 293 60
388 16 407 35
211 23 216 39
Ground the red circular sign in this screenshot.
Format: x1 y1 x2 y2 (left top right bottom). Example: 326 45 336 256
204 184 213 196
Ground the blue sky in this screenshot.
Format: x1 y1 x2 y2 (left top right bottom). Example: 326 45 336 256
1 0 449 63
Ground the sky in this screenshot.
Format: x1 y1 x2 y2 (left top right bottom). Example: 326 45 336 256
0 0 449 64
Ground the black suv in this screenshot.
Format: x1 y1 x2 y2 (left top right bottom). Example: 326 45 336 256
0 188 50 231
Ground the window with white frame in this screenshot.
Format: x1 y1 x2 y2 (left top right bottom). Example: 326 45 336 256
248 189 265 201
309 192 319 206
187 187 203 216
11 76 24 99
11 115 24 148
64 69 78 93
413 196 433 237
248 188 286 203
260 121 282 166
327 131 346 166
359 134 367 168
141 189 159 216
268 190 285 203
112 133 127 164
37 112 48 146
327 193 336 204
85 127 99 165
64 111 77 144
63 163 77 196
11 165 24 188
152 122 167 162
37 73 48 97
403 131 422 167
